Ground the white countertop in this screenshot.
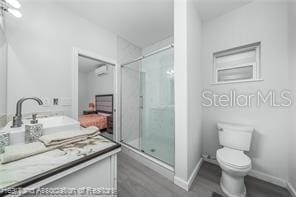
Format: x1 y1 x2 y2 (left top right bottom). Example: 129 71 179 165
0 135 120 192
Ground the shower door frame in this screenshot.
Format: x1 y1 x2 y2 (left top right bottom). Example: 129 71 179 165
119 44 175 169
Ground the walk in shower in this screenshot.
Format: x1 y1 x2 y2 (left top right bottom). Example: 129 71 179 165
120 46 175 166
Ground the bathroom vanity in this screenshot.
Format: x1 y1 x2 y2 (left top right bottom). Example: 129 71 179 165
0 116 121 197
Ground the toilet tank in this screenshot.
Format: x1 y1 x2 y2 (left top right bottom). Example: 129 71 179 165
217 122 254 151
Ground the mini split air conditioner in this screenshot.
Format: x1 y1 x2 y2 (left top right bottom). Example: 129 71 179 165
95 65 109 76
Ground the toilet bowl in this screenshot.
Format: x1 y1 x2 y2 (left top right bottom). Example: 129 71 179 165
217 147 251 197
216 122 254 197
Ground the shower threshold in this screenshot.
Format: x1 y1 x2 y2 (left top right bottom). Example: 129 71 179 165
120 141 175 181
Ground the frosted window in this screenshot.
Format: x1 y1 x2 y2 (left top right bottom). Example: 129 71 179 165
218 65 253 82
213 42 261 84
216 50 256 68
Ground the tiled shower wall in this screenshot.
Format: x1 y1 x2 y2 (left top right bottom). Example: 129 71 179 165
117 37 142 145
141 36 174 140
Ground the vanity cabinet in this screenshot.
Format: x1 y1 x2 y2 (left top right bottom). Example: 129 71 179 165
0 135 120 197
18 149 120 197
38 152 118 197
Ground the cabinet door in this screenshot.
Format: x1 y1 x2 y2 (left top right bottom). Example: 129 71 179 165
35 156 117 197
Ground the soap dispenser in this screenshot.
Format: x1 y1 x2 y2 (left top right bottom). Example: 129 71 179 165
0 132 9 154
25 114 43 143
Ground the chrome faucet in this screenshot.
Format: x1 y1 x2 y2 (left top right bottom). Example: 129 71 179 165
11 97 43 128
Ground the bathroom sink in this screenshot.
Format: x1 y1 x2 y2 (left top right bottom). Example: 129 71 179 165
1 116 80 145
36 116 79 130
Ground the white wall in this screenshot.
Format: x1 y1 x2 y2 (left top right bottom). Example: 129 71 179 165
142 36 173 55
87 66 114 100
6 1 117 117
187 0 203 179
78 67 114 116
78 71 89 115
201 1 292 183
0 14 7 126
288 0 296 190
174 0 189 184
174 0 203 189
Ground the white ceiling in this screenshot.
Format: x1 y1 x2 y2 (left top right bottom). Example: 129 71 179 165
195 0 252 21
78 56 105 73
58 0 174 48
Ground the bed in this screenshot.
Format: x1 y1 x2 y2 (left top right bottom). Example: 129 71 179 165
79 94 113 132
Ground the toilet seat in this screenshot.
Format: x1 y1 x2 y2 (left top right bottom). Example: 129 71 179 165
217 147 251 169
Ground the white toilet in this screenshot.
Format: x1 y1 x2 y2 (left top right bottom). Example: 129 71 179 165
216 122 254 197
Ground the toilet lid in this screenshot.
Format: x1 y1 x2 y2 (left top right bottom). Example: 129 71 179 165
217 147 251 169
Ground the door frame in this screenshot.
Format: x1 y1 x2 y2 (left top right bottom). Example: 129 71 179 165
72 47 119 141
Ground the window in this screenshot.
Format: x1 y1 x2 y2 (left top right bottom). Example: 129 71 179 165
213 42 261 84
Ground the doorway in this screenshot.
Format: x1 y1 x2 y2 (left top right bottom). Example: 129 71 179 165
72 48 117 140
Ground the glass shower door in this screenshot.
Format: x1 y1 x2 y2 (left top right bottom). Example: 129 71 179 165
121 47 175 166
139 48 175 166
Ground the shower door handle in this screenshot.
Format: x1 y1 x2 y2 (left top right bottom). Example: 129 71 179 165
140 96 144 109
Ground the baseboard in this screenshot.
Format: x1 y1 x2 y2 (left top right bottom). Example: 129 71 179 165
288 182 296 197
248 169 287 188
203 158 295 196
174 176 189 191
188 158 203 189
203 157 218 165
203 158 287 188
174 158 203 191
